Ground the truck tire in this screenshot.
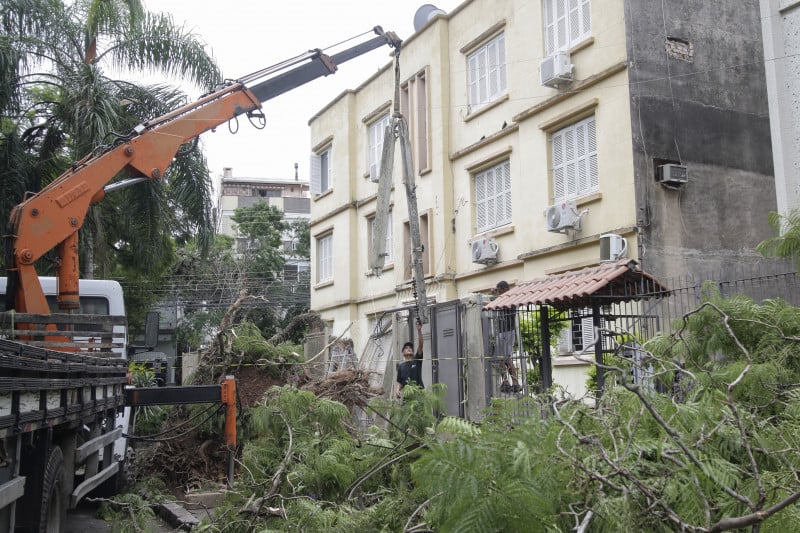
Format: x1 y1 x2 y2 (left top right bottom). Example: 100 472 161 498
38 447 66 533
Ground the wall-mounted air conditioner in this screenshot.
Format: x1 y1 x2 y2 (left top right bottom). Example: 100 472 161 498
545 201 580 233
540 51 573 88
471 238 499 264
657 164 688 187
599 233 628 262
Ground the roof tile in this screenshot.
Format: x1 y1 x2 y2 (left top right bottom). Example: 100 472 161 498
484 259 668 310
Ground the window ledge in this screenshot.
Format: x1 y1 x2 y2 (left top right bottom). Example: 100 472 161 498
313 188 333 202
314 279 334 290
575 191 602 207
552 355 593 367
465 93 509 122
473 224 514 241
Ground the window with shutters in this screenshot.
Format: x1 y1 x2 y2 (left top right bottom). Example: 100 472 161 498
368 211 393 266
551 115 598 202
467 33 507 112
556 308 602 354
310 146 332 195
316 233 333 283
368 114 392 181
543 0 592 56
474 160 512 234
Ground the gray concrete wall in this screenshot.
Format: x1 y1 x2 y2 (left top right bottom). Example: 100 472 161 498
625 0 778 279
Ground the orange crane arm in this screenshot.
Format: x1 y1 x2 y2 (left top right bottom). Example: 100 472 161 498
6 28 401 315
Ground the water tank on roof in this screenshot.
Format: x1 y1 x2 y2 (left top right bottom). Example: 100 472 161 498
414 4 446 32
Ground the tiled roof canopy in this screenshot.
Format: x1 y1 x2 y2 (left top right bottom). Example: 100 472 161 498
484 259 669 310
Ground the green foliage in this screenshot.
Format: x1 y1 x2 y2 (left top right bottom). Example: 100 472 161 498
228 321 302 376
0 0 220 280
519 309 569 392
413 396 565 532
390 383 447 438
132 288 800 532
231 201 287 278
97 492 157 533
288 219 310 260
518 309 568 355
128 361 156 387
757 209 800 265
128 361 170 433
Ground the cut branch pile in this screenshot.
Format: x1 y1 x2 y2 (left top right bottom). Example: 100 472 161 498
302 369 384 411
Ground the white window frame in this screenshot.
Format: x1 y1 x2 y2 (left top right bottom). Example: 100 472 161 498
467 33 507 112
474 160 512 234
316 233 333 282
551 115 598 202
310 146 332 195
368 114 392 181
369 211 393 265
544 0 592 56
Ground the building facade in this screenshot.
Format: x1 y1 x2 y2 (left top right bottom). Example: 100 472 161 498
760 0 800 214
307 0 776 391
215 166 311 280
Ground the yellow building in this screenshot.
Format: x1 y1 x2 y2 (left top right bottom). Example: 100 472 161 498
308 0 775 402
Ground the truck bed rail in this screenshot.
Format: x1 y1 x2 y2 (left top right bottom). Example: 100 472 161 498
0 328 127 438
0 312 126 357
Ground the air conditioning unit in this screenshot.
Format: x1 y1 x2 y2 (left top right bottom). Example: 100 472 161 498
545 201 580 233
657 164 688 187
540 51 573 88
599 233 628 262
471 238 499 264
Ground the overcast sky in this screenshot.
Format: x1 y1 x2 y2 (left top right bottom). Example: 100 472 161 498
145 0 463 184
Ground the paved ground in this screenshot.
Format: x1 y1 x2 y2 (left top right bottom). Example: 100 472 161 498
65 501 174 532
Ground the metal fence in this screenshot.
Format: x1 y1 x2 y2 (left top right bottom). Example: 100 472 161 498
484 260 800 407
646 260 800 332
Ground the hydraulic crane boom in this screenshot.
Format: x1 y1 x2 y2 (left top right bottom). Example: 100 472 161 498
6 27 401 316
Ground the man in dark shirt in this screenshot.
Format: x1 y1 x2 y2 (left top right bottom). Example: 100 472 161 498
396 320 424 397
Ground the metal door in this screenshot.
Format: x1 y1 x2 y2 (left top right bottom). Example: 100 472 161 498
431 300 464 417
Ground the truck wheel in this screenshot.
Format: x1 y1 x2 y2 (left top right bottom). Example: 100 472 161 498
39 447 66 533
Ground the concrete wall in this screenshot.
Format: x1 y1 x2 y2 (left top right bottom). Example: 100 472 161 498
626 0 777 279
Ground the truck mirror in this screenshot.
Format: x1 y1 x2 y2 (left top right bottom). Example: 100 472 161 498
144 311 160 349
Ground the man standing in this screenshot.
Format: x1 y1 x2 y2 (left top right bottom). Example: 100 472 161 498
396 320 424 397
495 281 521 393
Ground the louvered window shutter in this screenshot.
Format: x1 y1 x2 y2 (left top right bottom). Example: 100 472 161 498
475 172 488 232
501 161 512 224
552 131 566 202
580 315 595 351
310 153 321 195
544 0 556 56
556 0 568 51
580 0 591 37
468 53 480 108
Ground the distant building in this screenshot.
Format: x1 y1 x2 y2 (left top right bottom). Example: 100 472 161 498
215 166 311 281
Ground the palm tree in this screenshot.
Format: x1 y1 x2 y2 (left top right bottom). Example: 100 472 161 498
0 0 221 277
